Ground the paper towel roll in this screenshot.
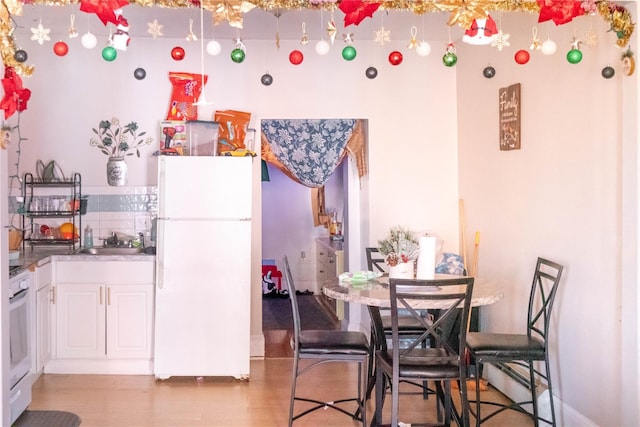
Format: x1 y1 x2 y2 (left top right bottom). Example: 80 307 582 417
416 236 437 279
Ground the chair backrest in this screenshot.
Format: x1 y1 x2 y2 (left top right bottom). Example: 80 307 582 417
283 255 302 348
388 277 474 371
366 247 387 274
527 257 564 346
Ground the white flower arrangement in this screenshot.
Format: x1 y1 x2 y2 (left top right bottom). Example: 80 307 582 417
378 226 420 267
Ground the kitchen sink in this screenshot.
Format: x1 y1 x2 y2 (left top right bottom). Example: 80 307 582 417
78 247 146 255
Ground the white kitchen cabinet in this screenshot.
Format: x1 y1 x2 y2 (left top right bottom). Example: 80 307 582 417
47 259 154 374
316 238 345 320
30 260 52 380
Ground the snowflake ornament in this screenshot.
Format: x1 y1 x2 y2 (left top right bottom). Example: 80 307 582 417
491 30 510 51
374 26 390 46
584 28 598 48
571 37 582 50
31 20 51 45
148 19 163 38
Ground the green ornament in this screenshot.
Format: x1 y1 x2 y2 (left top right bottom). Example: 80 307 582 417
231 48 246 63
101 46 117 62
566 48 583 64
442 52 457 67
342 46 357 61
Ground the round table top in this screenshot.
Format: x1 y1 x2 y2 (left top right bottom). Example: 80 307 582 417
322 274 504 309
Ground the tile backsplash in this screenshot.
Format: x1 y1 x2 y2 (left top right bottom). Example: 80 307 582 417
10 185 158 247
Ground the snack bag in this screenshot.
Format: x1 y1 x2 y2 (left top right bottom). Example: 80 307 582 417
166 72 208 121
214 110 251 155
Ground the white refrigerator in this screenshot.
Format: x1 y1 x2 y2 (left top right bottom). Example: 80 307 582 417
154 156 252 380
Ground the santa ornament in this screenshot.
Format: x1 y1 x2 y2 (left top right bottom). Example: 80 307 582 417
462 15 498 45
110 13 130 51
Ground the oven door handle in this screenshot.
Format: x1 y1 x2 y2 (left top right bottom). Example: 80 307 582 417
9 288 28 303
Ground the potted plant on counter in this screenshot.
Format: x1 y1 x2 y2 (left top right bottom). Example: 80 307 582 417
378 226 420 279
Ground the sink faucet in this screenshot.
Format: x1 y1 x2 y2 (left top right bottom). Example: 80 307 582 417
105 232 118 246
138 232 145 249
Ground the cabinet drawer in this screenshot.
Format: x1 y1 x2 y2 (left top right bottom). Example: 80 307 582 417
57 261 154 283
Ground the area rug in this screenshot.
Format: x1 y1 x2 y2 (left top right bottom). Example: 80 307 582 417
263 294 338 330
13 410 81 427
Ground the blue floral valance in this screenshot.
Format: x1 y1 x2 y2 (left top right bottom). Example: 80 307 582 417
261 119 357 187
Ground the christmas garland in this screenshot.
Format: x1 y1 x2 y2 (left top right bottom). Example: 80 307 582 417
0 0 635 77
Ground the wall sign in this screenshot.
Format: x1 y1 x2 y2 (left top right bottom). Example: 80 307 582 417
499 83 521 151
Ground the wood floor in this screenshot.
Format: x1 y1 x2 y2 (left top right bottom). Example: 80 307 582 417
29 357 534 426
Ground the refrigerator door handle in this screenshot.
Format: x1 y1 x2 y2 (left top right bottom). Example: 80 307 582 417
157 219 165 290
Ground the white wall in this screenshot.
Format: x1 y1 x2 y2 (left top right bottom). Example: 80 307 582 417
4 5 635 424
456 12 635 426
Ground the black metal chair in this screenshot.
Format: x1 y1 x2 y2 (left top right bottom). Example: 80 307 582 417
466 257 564 427
374 276 475 427
364 248 431 401
284 255 370 427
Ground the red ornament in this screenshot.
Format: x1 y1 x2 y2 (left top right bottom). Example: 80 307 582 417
289 50 304 65
171 46 185 61
339 0 382 26
388 51 403 66
53 41 69 57
514 49 530 64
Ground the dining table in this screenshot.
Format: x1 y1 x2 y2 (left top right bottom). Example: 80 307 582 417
322 273 505 427
322 273 504 310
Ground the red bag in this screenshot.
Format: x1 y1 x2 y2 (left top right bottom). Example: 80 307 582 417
166 72 207 121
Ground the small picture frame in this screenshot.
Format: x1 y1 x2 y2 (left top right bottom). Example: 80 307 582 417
499 83 521 151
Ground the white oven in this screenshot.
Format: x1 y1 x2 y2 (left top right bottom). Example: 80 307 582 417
8 268 32 424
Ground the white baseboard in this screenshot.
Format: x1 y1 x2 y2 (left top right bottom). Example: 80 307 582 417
251 333 265 358
486 365 597 427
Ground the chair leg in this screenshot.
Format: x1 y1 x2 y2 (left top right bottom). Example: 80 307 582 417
474 362 482 427
359 359 367 427
529 362 539 427
374 363 385 427
545 355 557 427
289 354 299 427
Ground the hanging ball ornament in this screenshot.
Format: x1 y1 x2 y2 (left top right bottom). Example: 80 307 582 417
483 65 496 78
171 46 185 61
206 40 222 56
261 73 273 86
601 66 615 79
289 49 304 65
388 50 403 66
101 46 117 62
315 40 330 56
514 49 530 65
134 67 146 80
365 66 378 79
81 32 97 49
442 51 457 67
566 48 583 64
541 39 557 55
13 49 27 63
53 41 69 56
342 45 357 61
416 41 431 57
231 48 246 63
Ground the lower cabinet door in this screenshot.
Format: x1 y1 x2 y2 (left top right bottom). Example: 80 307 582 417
106 283 154 359
55 283 105 359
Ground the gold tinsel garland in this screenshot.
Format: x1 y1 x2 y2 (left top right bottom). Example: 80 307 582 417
0 0 635 77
